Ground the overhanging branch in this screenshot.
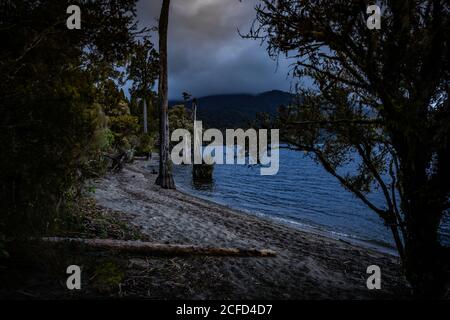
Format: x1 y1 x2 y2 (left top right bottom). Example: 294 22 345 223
283 140 389 220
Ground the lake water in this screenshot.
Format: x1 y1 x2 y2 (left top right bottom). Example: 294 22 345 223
173 148 450 251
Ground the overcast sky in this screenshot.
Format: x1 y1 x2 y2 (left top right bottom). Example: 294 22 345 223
136 0 292 100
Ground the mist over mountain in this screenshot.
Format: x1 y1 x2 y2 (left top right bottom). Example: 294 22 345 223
169 90 293 128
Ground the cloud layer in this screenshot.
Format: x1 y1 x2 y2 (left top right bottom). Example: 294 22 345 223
136 0 292 99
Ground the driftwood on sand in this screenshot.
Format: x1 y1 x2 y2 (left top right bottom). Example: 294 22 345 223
41 237 277 257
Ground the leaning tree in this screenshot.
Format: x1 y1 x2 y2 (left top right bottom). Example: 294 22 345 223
156 0 176 189
247 0 449 297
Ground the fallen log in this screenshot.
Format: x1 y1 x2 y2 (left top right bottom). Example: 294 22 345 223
41 237 276 257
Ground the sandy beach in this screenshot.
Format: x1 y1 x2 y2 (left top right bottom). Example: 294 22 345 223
89 157 410 299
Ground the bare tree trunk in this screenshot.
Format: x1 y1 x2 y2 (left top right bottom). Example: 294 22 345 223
156 0 175 189
143 98 148 134
192 99 197 123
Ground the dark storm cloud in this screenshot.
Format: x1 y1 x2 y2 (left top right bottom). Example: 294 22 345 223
136 0 292 99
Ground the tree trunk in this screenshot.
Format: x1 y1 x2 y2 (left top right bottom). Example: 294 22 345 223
156 0 175 189
192 99 197 123
403 197 448 298
389 127 449 298
143 98 148 134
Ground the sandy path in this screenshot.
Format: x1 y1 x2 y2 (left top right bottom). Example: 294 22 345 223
93 159 409 299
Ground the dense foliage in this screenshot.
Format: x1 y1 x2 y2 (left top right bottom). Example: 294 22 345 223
169 105 194 139
0 0 144 248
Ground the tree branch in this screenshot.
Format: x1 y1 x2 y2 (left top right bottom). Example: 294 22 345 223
283 140 389 220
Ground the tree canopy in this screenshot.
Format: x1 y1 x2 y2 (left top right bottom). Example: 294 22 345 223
247 0 449 297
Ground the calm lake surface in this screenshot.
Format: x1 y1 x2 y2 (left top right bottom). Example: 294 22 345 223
173 148 450 250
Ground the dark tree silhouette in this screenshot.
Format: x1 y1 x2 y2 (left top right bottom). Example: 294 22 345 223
247 0 449 297
0 0 142 240
156 0 176 189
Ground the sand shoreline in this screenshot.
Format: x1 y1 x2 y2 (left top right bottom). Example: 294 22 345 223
92 159 409 299
174 181 398 257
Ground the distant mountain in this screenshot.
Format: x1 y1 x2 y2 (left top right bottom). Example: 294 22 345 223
169 90 293 129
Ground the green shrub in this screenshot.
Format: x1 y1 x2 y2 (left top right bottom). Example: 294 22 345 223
135 134 154 155
0 0 142 250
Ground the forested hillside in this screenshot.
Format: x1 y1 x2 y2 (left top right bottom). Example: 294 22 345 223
170 90 293 128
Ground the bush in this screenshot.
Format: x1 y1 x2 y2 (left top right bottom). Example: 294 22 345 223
135 134 154 156
109 115 140 142
0 76 107 239
0 0 143 257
